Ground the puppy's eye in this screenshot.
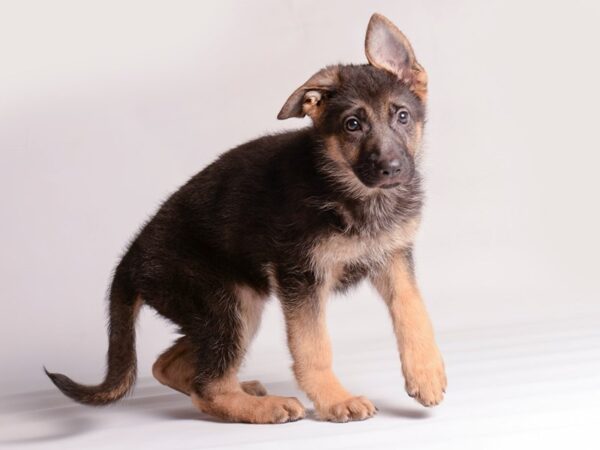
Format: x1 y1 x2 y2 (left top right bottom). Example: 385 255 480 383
398 109 410 125
344 116 362 132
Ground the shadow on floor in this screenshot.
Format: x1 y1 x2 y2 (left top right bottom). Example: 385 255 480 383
0 380 192 445
0 379 297 444
0 378 429 445
374 401 432 420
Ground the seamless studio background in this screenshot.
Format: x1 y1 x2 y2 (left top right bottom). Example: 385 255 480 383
1 1 599 449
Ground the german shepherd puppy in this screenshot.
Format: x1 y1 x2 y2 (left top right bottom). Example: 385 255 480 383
45 13 446 423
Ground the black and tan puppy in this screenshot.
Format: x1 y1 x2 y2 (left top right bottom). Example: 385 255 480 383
45 13 446 423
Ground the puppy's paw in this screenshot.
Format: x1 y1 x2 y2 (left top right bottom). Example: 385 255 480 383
194 393 306 424
317 396 377 422
251 396 306 423
402 347 447 407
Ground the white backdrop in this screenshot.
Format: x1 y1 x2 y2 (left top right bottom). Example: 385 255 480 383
1 1 600 444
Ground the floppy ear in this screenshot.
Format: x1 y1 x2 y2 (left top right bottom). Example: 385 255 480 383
277 66 339 120
365 13 428 100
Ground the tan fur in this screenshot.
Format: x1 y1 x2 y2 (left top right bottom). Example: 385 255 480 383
191 368 305 423
325 131 361 165
152 340 268 397
264 262 279 294
410 63 428 101
234 284 266 352
371 252 446 406
413 122 424 154
320 136 373 199
152 337 196 395
309 215 420 283
284 288 376 422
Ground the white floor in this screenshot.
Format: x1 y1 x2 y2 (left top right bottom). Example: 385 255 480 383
1 315 599 450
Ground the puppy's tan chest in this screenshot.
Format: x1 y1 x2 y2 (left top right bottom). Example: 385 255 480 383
309 218 420 280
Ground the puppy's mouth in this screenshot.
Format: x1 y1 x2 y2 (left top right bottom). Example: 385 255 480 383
353 170 406 190
352 161 413 190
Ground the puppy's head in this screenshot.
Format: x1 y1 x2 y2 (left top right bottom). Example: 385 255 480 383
278 13 427 193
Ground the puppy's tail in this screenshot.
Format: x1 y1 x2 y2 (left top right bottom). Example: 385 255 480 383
45 265 141 406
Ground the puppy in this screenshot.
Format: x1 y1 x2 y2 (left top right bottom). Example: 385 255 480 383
46 13 446 423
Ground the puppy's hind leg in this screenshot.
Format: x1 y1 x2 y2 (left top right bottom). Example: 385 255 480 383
186 284 305 423
152 336 267 397
152 336 196 395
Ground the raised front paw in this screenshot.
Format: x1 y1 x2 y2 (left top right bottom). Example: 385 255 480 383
402 347 447 407
316 396 377 422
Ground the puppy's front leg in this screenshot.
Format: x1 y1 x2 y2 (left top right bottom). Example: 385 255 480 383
371 249 447 407
283 295 376 422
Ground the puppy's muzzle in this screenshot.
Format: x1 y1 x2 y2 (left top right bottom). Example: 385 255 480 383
371 153 414 188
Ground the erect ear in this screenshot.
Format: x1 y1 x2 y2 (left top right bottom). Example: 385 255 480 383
277 66 339 120
365 13 428 100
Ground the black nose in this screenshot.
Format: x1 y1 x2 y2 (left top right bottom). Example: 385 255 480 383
379 159 402 178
